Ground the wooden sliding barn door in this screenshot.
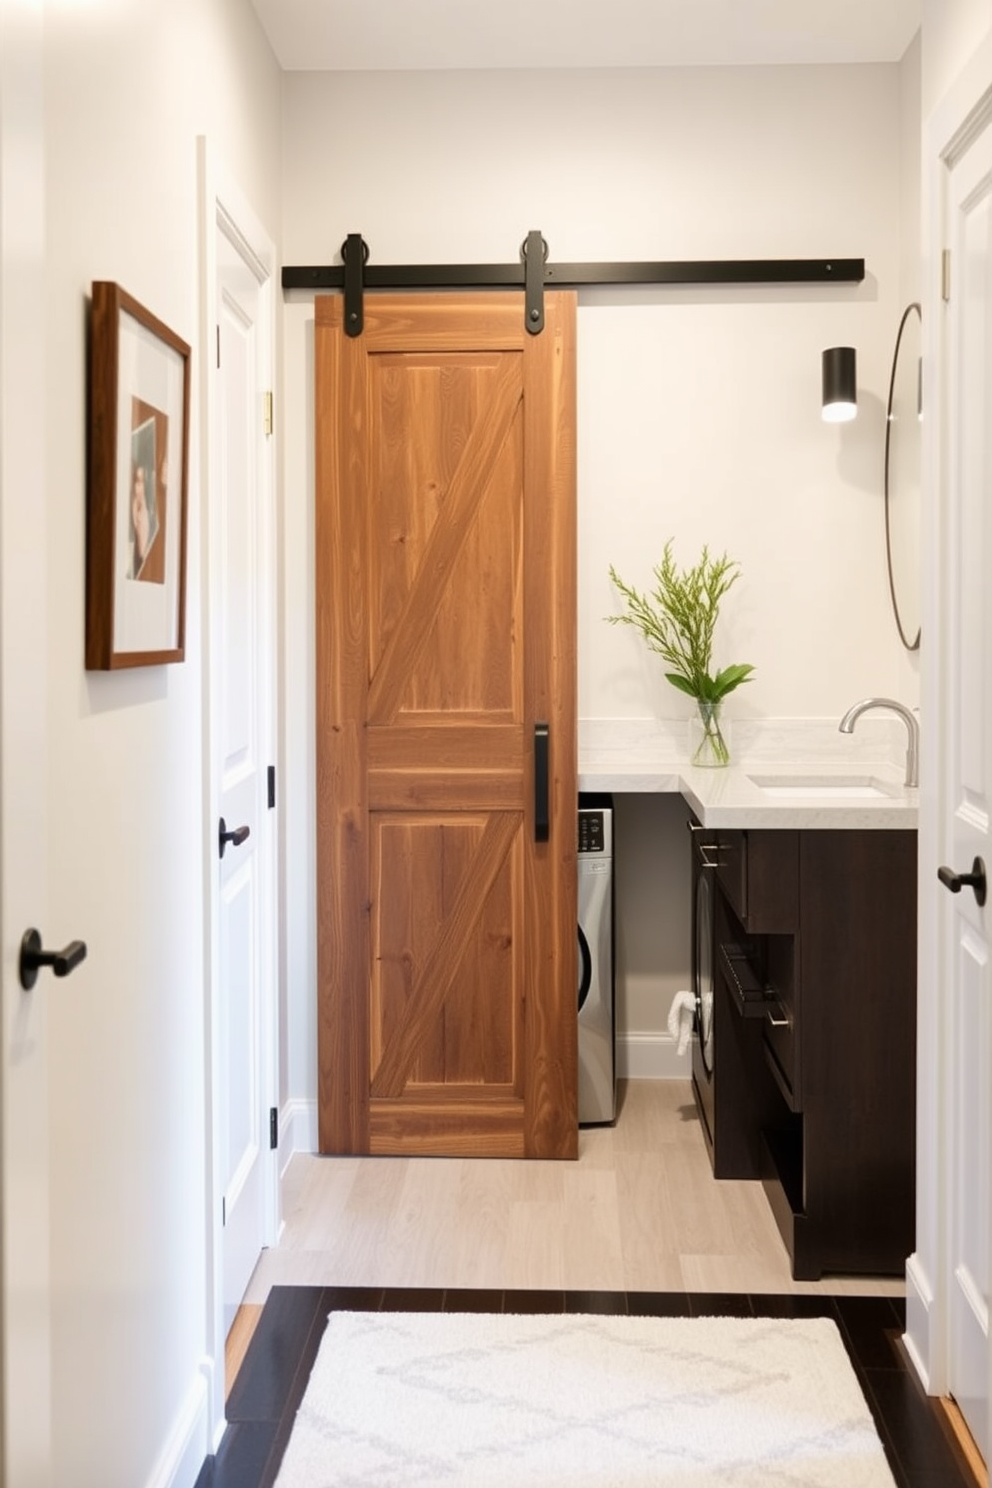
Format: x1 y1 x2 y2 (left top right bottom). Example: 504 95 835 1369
315 292 577 1159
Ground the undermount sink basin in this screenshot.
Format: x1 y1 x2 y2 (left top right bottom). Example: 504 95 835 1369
747 774 897 800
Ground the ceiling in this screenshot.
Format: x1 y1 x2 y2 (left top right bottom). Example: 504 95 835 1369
249 0 922 73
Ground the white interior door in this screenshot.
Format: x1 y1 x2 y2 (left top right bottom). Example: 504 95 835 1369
0 2 51 1482
202 157 278 1345
939 97 992 1458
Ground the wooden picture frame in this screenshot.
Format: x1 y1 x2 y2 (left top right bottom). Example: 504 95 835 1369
86 281 190 668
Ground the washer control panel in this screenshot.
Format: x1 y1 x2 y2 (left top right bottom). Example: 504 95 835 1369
578 810 605 855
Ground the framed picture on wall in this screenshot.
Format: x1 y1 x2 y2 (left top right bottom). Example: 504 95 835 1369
85 281 190 668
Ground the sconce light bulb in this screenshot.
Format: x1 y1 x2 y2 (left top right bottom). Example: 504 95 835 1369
821 346 857 423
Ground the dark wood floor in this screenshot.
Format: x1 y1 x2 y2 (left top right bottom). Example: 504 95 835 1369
194 1286 979 1488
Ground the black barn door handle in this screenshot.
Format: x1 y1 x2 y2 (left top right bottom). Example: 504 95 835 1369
534 723 549 843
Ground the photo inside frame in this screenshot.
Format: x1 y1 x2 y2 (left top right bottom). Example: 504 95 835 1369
128 398 168 585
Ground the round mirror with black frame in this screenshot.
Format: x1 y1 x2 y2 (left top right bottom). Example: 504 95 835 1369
884 302 922 651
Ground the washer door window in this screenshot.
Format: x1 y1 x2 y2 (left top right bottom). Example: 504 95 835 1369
577 925 592 1012
695 869 714 1075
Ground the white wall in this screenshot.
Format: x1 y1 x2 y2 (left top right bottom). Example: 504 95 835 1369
280 62 916 1093
901 32 923 309
891 34 923 684
43 1 280 1483
923 0 992 114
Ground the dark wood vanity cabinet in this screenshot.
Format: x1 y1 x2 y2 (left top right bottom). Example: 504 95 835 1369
693 821 917 1281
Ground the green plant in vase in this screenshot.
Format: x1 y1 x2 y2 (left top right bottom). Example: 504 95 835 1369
607 540 755 767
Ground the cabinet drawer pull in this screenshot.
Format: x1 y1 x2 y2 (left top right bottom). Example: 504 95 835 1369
765 1002 789 1028
688 820 721 866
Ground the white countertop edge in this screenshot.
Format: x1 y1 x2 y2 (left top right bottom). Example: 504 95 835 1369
578 762 918 829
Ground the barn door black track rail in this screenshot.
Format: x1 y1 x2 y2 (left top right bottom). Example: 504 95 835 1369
282 230 865 338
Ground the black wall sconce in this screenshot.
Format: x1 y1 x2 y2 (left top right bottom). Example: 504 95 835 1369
822 345 857 423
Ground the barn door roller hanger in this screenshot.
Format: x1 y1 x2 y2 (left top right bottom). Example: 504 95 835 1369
283 231 865 338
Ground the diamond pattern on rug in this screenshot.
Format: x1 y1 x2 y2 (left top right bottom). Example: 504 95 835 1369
273 1310 898 1487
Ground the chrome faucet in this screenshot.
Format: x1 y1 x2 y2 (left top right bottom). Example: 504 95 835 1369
838 697 920 788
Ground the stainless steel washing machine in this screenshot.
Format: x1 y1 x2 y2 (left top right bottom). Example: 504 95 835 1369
578 795 616 1126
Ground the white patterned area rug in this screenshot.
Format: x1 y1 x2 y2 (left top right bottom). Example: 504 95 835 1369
273 1310 898 1488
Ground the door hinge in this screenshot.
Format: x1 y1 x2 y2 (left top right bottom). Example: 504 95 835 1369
270 1107 278 1150
216 324 221 368
263 390 274 437
942 248 951 302
267 764 276 810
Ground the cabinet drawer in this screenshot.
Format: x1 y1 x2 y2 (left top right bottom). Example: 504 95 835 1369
719 829 799 934
762 935 800 1108
716 830 747 921
764 1017 798 1110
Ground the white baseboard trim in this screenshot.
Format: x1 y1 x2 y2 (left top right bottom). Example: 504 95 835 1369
143 1368 210 1488
903 1252 936 1393
279 1096 318 1171
204 1353 226 1454
617 1032 691 1081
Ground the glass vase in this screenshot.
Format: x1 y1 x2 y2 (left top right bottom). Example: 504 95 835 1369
688 700 731 768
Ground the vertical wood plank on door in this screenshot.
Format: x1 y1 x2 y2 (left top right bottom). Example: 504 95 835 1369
523 294 578 1160
316 296 370 1154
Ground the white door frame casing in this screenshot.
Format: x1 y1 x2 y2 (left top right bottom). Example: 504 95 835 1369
906 28 992 1428
0 1 52 1482
196 137 279 1445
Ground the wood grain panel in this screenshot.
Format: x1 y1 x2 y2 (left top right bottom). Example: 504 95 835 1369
368 771 523 812
370 813 518 1083
357 293 528 352
368 725 525 770
370 811 519 1098
417 827 522 1089
368 356 522 724
369 1100 526 1157
396 386 521 718
371 357 491 688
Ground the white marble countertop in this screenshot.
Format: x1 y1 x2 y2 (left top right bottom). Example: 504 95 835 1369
578 718 918 829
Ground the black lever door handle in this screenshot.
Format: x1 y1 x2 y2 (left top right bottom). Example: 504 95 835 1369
534 723 549 843
19 928 87 991
938 856 987 907
219 817 251 860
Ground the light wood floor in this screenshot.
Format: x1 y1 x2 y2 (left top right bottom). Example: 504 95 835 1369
940 1399 989 1487
244 1080 904 1303
225 1303 263 1399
